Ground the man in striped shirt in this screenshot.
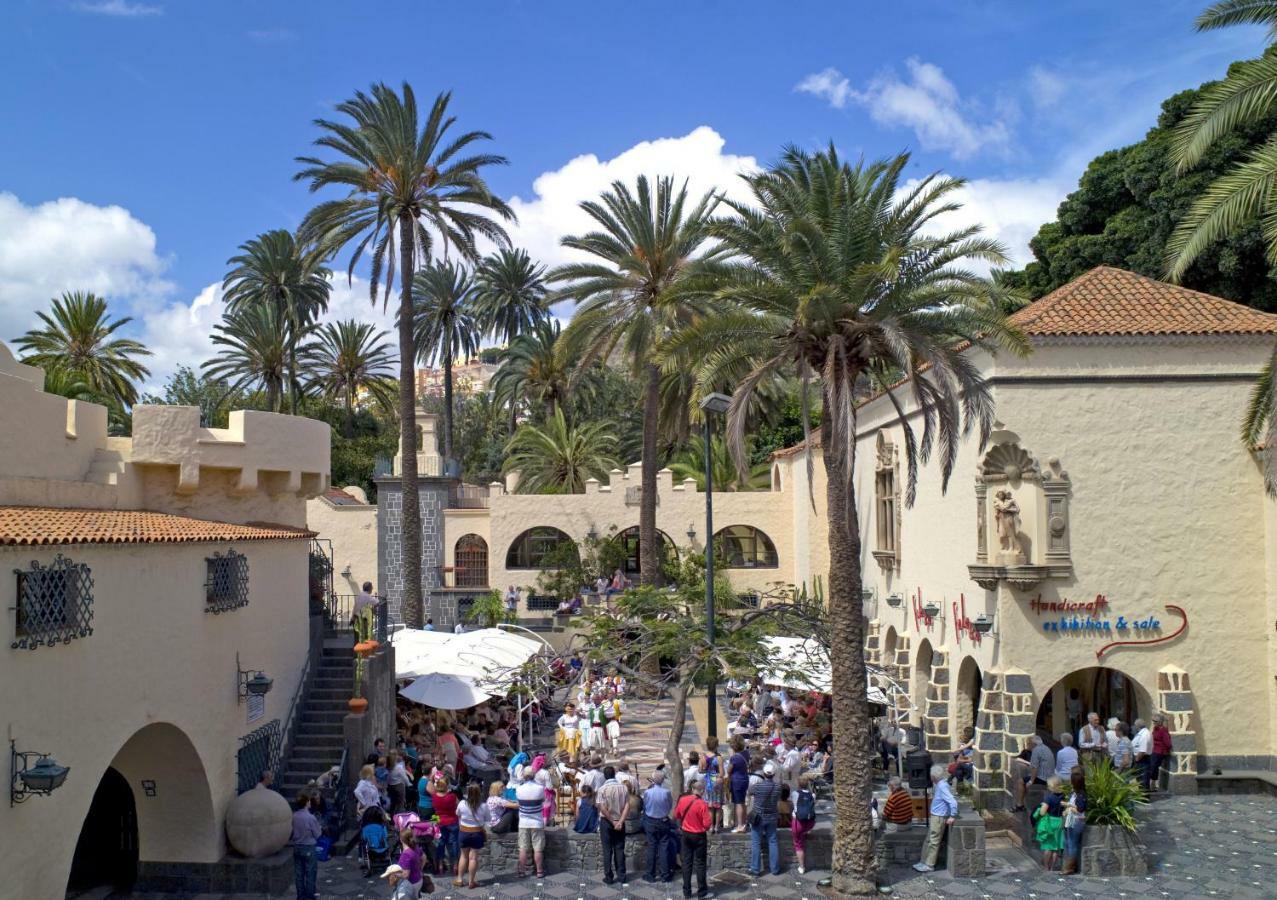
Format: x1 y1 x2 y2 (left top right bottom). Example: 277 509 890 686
882 776 914 832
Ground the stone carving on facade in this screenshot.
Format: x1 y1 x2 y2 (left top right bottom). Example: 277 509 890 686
872 432 902 573
969 424 1072 592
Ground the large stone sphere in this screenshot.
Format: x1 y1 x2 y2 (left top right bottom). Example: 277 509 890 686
225 785 292 858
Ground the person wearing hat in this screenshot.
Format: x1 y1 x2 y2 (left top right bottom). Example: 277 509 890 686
746 761 782 877
381 863 417 900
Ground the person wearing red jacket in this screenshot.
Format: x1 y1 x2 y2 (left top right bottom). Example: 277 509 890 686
1150 714 1173 793
673 779 713 899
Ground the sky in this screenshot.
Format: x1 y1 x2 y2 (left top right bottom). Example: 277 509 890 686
0 0 1267 393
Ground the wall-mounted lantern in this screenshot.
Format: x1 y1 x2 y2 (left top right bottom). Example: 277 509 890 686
885 593 904 608
10 740 69 806
686 524 697 544
973 613 996 635
922 599 943 620
236 652 273 703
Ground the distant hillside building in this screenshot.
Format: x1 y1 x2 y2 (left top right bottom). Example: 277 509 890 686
415 359 499 398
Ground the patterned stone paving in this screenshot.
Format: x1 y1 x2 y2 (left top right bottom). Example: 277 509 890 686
109 793 1277 899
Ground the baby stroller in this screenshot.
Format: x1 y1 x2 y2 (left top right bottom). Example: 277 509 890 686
359 806 398 877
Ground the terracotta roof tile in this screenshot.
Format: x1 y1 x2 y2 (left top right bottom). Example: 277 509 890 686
0 507 314 546
1007 266 1277 337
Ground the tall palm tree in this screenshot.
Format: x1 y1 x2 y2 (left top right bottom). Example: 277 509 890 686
552 175 719 585
503 407 619 494
668 434 770 491
15 290 152 407
222 229 331 415
295 83 513 628
677 147 1025 894
490 319 597 422
202 304 293 413
412 261 482 464
302 320 397 437
473 247 549 344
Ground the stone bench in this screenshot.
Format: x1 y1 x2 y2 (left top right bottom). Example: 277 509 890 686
1196 770 1277 797
875 808 985 877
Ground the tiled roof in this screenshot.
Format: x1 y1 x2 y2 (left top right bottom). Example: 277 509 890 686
323 487 366 506
0 507 314 546
770 267 1277 460
1007 266 1277 337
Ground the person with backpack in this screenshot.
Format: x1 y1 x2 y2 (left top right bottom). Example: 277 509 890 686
673 778 714 898
791 774 818 875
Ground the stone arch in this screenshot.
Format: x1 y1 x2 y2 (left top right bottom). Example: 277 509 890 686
912 638 933 735
955 655 983 742
453 534 488 588
66 722 218 893
882 626 899 677
615 526 678 576
1034 664 1155 743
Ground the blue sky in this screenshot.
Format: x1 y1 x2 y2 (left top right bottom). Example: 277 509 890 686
0 0 1265 389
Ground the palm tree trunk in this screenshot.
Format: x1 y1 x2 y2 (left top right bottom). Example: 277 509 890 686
398 213 425 629
343 390 356 439
639 362 661 586
287 335 298 416
442 337 455 467
665 677 690 796
822 415 878 896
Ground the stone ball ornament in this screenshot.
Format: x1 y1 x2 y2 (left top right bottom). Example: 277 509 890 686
225 784 292 858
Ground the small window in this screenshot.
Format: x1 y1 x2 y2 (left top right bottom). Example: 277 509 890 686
713 525 779 569
206 548 249 614
455 534 489 588
12 554 95 650
505 527 577 569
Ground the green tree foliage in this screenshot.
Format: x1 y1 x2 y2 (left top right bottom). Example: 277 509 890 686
297 395 399 500
503 407 619 494
668 434 770 490
203 304 294 413
413 261 482 463
467 589 516 628
472 247 549 344
141 365 255 428
301 319 397 438
15 290 152 408
999 79 1277 310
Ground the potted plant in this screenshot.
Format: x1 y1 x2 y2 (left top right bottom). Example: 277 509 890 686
1078 757 1149 876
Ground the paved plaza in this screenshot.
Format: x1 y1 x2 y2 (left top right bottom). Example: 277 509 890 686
99 792 1277 899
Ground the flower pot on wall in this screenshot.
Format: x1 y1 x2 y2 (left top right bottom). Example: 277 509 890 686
353 641 375 659
348 697 368 714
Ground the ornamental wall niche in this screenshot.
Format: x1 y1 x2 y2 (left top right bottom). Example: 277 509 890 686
968 424 1072 592
872 431 902 574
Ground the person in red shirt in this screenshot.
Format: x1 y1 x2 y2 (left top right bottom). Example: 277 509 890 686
1150 714 1173 793
430 778 460 878
673 778 712 898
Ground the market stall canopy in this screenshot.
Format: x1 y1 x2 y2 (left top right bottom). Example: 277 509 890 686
399 672 492 709
760 636 889 705
391 626 548 691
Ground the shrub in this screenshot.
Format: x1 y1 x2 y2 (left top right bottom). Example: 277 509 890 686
1081 757 1147 832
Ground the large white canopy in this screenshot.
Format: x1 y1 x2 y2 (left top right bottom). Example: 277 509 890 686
399 672 492 710
391 626 548 691
760 636 889 705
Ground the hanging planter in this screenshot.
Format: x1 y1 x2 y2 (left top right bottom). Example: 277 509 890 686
348 697 368 714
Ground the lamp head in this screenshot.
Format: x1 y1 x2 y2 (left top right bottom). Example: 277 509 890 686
699 393 731 414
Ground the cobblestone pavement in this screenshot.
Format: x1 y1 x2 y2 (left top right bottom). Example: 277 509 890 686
109 793 1277 899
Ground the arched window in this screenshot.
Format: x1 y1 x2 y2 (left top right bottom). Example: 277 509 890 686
616 526 678 576
712 525 779 569
505 527 577 569
454 534 488 588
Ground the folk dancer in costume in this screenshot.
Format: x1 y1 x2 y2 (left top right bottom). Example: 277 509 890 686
578 694 598 752
557 702 582 758
604 691 625 753
588 695 608 753
611 671 626 696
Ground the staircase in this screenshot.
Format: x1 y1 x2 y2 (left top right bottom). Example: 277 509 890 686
279 642 353 799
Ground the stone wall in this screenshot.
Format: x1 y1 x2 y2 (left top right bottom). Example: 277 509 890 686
1157 665 1198 794
342 643 397 816
972 668 1035 808
923 648 951 751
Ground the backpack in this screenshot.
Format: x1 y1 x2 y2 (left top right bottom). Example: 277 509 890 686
795 788 816 823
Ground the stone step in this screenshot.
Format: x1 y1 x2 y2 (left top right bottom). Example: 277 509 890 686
302 711 347 724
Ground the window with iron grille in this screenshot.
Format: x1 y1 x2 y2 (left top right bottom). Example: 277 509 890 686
206 548 249 614
12 554 95 650
236 719 282 793
454 534 489 588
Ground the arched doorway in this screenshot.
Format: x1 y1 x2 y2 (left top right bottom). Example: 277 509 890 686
67 766 138 893
454 534 489 588
882 626 899 674
616 526 677 577
912 639 933 740
1035 666 1152 741
955 656 983 740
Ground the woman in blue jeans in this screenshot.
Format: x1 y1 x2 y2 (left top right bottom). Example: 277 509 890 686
1062 766 1087 876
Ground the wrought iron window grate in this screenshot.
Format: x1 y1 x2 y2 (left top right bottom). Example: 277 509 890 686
206 548 249 614
236 719 281 793
12 554 95 650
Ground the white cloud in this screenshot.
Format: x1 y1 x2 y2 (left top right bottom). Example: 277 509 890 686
73 0 162 15
1028 66 1067 110
796 59 1013 160
0 192 172 342
503 126 760 275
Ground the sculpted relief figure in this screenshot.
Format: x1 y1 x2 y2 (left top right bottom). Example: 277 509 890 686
993 489 1025 564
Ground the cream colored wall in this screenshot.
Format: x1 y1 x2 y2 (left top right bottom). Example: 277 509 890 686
1264 491 1277 759
306 494 379 594
443 509 492 584
852 337 1275 758
487 464 795 600
0 539 310 900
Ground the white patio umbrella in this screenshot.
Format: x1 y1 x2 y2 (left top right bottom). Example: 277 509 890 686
398 672 492 710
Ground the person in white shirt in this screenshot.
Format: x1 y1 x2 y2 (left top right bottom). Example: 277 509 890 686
1104 717 1120 749
557 703 582 757
1078 711 1106 757
514 774 547 878
580 756 606 793
780 731 803 791
353 765 381 817
604 694 624 753
578 696 597 751
615 758 636 789
1131 718 1152 785
1054 732 1079 781
453 621 465 634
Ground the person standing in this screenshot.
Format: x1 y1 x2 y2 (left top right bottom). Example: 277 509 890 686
596 766 631 885
641 769 674 882
727 735 750 833
913 765 958 873
699 736 723 832
779 731 803 792
673 778 713 899
1150 714 1173 792
515 770 547 878
1131 718 1153 789
746 761 782 877
605 692 624 753
398 828 429 897
1030 735 1056 786
455 782 492 890
1033 775 1066 872
1061 766 1087 876
1078 712 1106 759
386 751 410 814
791 773 818 875
557 702 581 758
1054 733 1079 782
353 581 376 642
432 777 460 875
290 792 323 900
1110 723 1134 771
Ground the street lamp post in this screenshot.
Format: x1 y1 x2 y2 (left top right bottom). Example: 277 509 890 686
699 392 732 741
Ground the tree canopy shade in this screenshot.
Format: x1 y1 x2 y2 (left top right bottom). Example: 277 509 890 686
999 79 1277 311
679 147 1026 893
503 407 619 494
15 290 152 408
295 82 513 628
222 229 330 415
301 319 397 438
553 175 720 586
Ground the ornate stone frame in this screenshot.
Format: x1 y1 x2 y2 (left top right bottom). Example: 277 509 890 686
872 432 902 573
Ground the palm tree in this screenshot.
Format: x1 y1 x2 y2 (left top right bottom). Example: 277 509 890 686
668 434 770 491
473 247 549 344
490 319 597 423
302 320 397 437
503 407 619 494
202 304 293 413
222 229 331 415
15 290 152 407
677 147 1025 894
552 175 719 585
412 261 482 464
295 83 513 628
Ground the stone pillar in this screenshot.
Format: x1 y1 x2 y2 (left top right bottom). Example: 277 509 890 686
865 620 882 666
972 667 1035 808
893 636 912 722
1157 665 1198 794
923 649 951 751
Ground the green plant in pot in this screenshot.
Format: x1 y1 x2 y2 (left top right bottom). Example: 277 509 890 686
1082 757 1147 832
